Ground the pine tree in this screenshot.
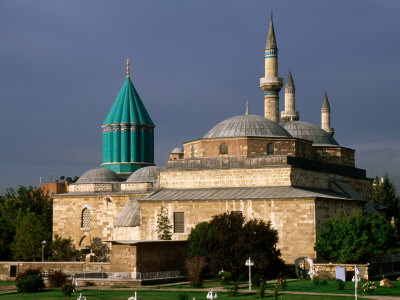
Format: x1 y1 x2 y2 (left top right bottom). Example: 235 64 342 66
374 174 400 223
156 206 172 240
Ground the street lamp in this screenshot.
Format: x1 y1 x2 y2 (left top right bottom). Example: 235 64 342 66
352 265 360 300
41 240 46 262
206 288 218 299
245 257 254 290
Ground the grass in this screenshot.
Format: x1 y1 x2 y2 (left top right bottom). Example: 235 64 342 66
0 289 369 300
0 281 15 287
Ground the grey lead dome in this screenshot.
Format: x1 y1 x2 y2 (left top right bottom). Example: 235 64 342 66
204 114 292 139
76 168 122 183
126 166 160 184
282 121 339 146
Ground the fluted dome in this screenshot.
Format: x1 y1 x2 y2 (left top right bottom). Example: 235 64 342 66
171 147 183 154
204 114 292 139
126 166 160 184
282 121 339 146
76 168 122 184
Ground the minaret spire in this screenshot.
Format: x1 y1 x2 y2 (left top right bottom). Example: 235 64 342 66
126 58 130 78
260 12 283 123
321 91 334 136
281 69 299 122
245 101 249 115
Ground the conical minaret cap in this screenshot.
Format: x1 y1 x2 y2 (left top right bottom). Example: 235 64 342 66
322 91 330 111
285 70 295 90
266 14 277 50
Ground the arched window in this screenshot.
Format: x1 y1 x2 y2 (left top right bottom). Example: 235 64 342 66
219 143 228 155
267 143 274 155
81 208 91 228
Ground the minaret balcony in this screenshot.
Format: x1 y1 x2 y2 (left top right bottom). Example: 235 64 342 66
260 77 283 90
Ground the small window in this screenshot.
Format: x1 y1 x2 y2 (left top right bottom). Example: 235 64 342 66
9 265 17 277
81 208 91 228
267 143 274 155
191 146 195 158
174 212 184 233
219 143 228 155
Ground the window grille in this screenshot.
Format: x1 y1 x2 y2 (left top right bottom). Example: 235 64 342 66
267 143 274 155
81 208 91 228
174 212 184 233
219 143 228 154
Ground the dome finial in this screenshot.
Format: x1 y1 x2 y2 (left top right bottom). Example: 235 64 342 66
126 58 130 78
245 100 249 115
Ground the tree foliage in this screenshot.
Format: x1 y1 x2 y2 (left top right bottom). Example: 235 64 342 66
13 212 50 261
90 237 110 261
0 186 52 260
50 234 80 261
156 206 172 240
188 212 284 279
374 174 400 224
314 211 397 263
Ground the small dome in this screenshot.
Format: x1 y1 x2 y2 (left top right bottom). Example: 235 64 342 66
76 168 122 184
171 147 183 154
126 166 160 184
204 114 292 139
282 121 339 146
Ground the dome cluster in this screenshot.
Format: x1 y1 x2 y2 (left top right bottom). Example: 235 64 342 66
203 114 340 146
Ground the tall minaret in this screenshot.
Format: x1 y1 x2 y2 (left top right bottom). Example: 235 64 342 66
321 91 334 136
260 14 283 123
281 70 299 122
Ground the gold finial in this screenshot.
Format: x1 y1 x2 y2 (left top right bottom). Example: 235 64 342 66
126 58 130 78
245 101 249 115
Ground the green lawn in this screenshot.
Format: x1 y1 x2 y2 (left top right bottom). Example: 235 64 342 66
0 281 15 287
0 289 368 300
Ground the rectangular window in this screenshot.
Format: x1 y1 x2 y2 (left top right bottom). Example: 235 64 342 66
10 265 17 277
174 212 184 233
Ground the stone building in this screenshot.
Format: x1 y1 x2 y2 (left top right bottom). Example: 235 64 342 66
52 16 373 266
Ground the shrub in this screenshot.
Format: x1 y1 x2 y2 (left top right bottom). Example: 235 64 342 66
361 281 376 295
336 279 345 290
60 279 75 297
276 274 287 290
320 279 328 285
16 267 42 281
16 274 45 293
185 256 207 287
312 277 320 286
177 291 188 300
47 270 67 287
227 281 238 297
257 281 266 298
252 273 264 287
217 270 232 285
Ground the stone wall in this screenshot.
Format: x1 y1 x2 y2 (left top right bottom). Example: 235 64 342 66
53 193 146 249
314 263 370 280
315 146 355 167
0 262 110 281
110 241 187 274
183 137 313 160
139 198 317 263
159 167 292 189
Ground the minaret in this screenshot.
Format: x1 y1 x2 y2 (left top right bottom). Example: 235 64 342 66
321 91 334 136
260 14 283 123
101 59 155 177
281 70 299 122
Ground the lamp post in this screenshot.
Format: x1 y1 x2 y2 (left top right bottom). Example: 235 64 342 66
352 265 360 300
41 240 46 262
245 257 254 290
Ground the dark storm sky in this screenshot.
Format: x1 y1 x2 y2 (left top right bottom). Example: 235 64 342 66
1 0 400 192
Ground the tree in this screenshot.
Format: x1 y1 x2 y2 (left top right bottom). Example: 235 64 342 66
13 212 50 261
50 235 80 261
314 211 397 263
374 174 400 224
156 206 172 240
0 186 52 260
90 237 110 261
188 212 284 279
